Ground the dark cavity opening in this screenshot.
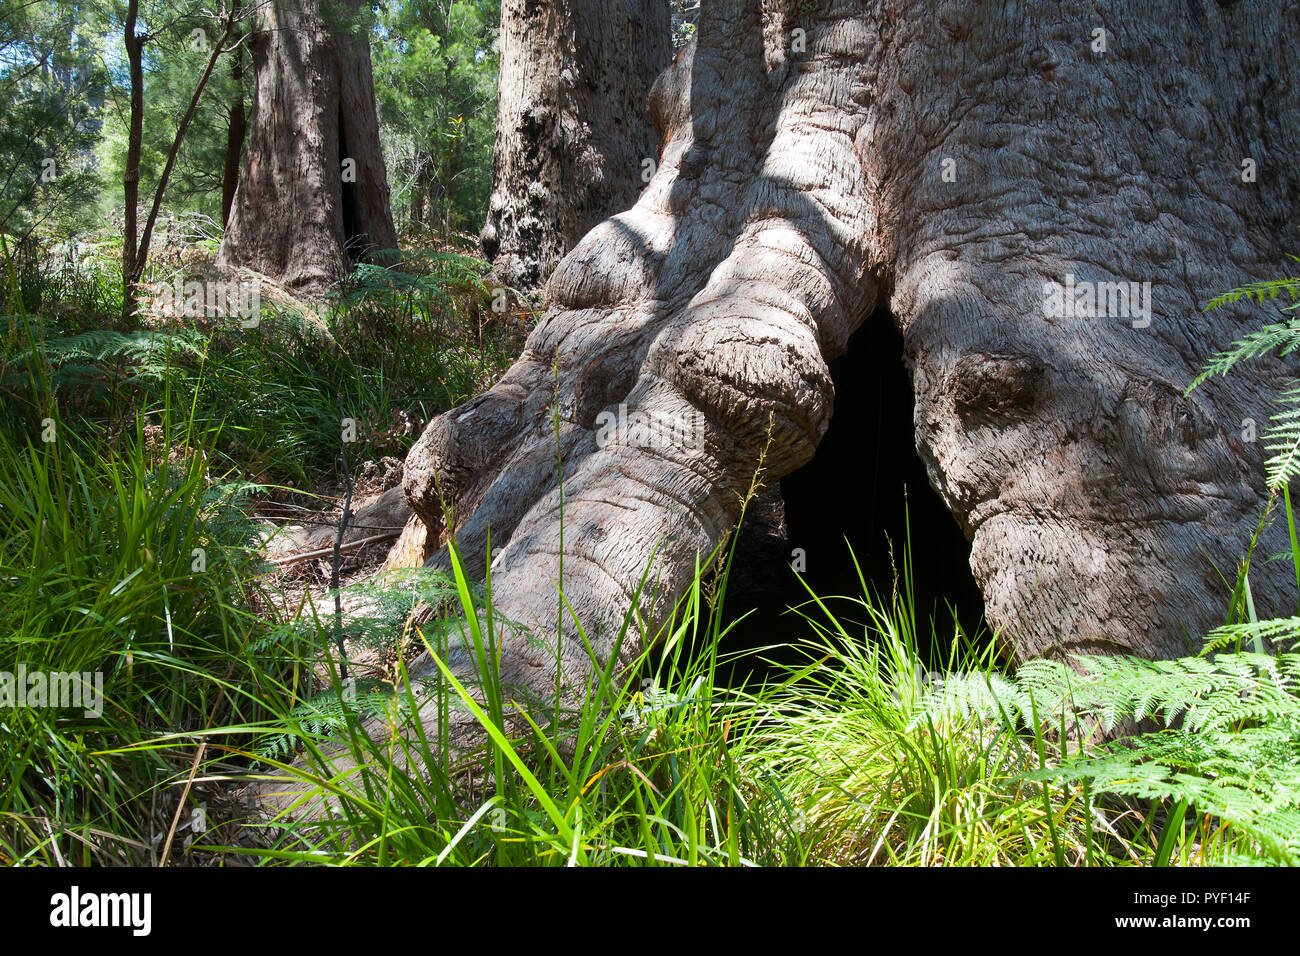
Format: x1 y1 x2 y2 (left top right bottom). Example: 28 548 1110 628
338 104 360 264
715 304 989 681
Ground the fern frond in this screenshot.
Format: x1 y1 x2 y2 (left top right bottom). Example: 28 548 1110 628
329 248 491 312
325 567 467 654
1203 274 1300 313
41 329 205 365
1203 616 1300 653
5 329 208 390
1261 381 1300 489
257 680 407 760
1028 722 1300 864
923 649 1300 864
1189 320 1300 390
909 670 1036 730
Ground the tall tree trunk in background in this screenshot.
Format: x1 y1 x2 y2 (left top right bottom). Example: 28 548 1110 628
255 0 1300 814
218 0 397 296
123 0 235 321
409 164 427 229
121 0 143 324
481 0 671 293
221 10 246 229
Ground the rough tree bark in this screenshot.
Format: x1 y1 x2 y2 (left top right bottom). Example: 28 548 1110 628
254 0 1300 814
218 0 397 296
220 3 247 229
480 0 672 292
410 0 1300 671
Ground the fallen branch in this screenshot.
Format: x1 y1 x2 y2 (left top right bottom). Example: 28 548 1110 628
268 530 402 568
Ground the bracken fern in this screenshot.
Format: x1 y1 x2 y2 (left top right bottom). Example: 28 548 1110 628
920 649 1300 863
1191 259 1300 490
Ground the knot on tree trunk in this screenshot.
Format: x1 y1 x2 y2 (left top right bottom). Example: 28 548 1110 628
949 352 1045 422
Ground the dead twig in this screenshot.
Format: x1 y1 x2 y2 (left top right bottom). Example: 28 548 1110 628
267 530 402 568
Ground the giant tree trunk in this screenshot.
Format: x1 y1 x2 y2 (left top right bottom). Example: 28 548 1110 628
480 0 671 292
218 0 397 296
410 0 1300 668
256 0 1300 814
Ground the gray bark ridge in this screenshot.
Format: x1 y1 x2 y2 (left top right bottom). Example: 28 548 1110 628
880 0 1300 660
409 2 878 685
